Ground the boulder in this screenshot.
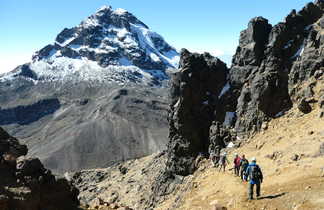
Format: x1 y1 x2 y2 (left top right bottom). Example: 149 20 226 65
0 127 28 158
118 165 128 175
297 99 312 113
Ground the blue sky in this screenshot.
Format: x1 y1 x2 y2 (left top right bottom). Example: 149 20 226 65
0 0 312 73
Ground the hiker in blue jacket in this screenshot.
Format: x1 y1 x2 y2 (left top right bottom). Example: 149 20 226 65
239 154 249 181
245 157 263 200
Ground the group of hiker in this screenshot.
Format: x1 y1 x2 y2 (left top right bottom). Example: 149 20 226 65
210 152 263 200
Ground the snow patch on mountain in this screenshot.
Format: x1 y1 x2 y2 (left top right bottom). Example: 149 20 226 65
218 82 230 98
0 56 163 87
1 6 180 86
113 8 128 15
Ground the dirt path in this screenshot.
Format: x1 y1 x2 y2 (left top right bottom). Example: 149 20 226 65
177 165 324 210
168 106 324 210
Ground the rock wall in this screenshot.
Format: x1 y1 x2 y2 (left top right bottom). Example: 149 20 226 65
166 50 228 176
232 1 323 135
0 127 79 210
165 0 324 177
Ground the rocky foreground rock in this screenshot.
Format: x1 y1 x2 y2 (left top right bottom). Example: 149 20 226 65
0 127 79 210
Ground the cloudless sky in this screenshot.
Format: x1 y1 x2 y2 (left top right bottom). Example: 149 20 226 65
0 0 312 73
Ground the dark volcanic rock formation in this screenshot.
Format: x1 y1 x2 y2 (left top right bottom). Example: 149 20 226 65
167 49 228 176
0 127 79 210
230 0 323 135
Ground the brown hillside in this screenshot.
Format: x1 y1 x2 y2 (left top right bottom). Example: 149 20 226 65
159 104 324 210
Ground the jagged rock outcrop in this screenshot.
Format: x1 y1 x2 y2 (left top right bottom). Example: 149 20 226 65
146 50 230 209
230 0 323 135
0 127 79 210
166 49 228 176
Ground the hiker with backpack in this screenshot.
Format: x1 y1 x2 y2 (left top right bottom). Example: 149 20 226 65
233 153 241 176
219 152 229 172
245 157 263 200
240 154 249 181
210 152 220 168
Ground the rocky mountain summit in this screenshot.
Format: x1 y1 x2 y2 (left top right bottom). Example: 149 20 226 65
0 6 178 173
2 6 179 85
0 127 79 210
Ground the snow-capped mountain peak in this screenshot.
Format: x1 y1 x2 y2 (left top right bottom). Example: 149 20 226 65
2 6 179 86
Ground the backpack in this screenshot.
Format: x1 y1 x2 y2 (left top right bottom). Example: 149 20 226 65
219 155 226 164
241 159 248 169
249 165 261 181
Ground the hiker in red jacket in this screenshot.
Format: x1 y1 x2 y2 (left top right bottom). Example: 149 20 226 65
233 153 241 176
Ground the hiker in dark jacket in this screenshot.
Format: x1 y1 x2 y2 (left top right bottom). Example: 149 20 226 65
245 157 263 200
219 152 229 172
240 155 249 181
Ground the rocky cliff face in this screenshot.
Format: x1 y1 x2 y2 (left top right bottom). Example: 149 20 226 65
231 1 324 135
165 0 324 177
167 50 228 176
0 127 79 210
0 6 178 173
